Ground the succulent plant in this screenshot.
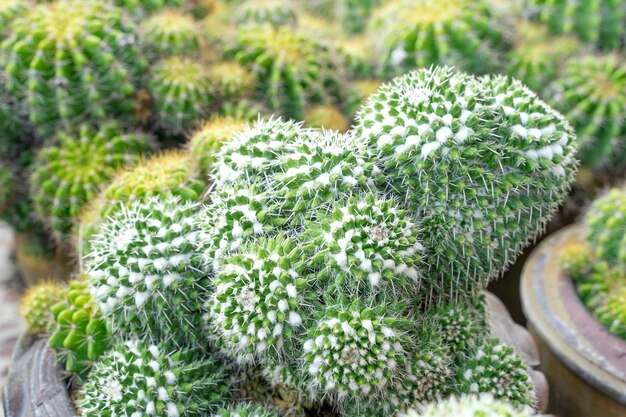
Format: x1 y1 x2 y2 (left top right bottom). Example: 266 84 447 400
430 296 488 355
87 197 211 346
524 0 626 50
548 54 626 171
456 339 536 407
403 394 533 417
79 340 230 417
303 105 349 132
149 57 215 134
235 0 297 28
0 0 29 33
30 122 153 244
355 66 578 289
19 281 64 333
214 403 281 417
188 116 248 174
140 9 201 58
49 276 113 380
335 0 382 34
334 36 377 80
1 0 147 134
225 25 348 119
371 0 508 78
115 0 186 15
585 186 626 265
219 100 271 122
209 61 256 102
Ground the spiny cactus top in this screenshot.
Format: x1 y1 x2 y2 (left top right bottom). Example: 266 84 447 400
524 0 626 50
234 0 298 28
226 25 347 119
371 0 507 78
214 403 280 417
87 197 211 345
209 61 256 102
79 340 230 417
403 394 533 417
140 9 201 58
19 281 64 333
548 54 626 171
1 0 148 134
188 116 248 174
355 67 578 289
30 122 153 244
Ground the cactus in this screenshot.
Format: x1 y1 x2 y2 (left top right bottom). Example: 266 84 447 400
524 0 626 50
235 0 298 28
335 0 382 34
355 66 578 289
403 394 533 417
86 197 211 345
371 0 507 78
585 187 626 265
30 122 153 244
0 82 26 158
430 297 488 355
149 57 215 134
220 99 271 122
19 281 64 333
225 25 347 119
214 403 281 417
140 9 201 58
346 79 382 117
79 340 230 417
0 0 29 33
595 285 626 340
1 0 147 134
209 61 256 102
335 36 377 80
0 163 13 212
115 0 186 15
548 54 626 171
456 339 536 407
49 276 113 381
188 116 248 174
303 105 349 132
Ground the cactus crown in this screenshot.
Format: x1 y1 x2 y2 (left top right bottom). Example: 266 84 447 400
235 0 297 28
188 116 248 174
404 394 533 417
20 281 64 333
141 9 201 57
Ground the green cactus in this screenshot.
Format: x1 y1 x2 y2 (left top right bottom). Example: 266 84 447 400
595 285 626 340
585 187 626 265
335 0 382 34
30 122 153 244
404 394 533 417
86 197 211 345
1 0 148 134
209 61 256 102
225 25 347 119
79 340 230 417
140 9 201 58
149 56 215 134
235 0 298 28
214 403 281 417
548 54 626 171
430 297 489 354
335 36 377 80
525 0 626 50
115 0 186 15
0 163 13 212
371 0 507 78
456 339 536 407
303 105 350 132
187 116 248 174
355 66 578 289
49 276 113 381
0 0 29 33
19 281 64 333
219 99 271 122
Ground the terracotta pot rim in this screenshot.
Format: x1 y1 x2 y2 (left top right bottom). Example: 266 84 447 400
521 224 626 404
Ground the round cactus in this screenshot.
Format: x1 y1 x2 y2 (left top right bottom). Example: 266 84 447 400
209 61 256 102
585 186 626 265
430 297 488 354
548 54 626 170
30 122 153 243
19 281 64 333
371 0 507 78
235 0 298 28
149 56 215 134
524 0 626 50
303 105 350 132
140 9 201 58
0 0 29 33
225 25 348 119
355 66 578 289
79 340 230 417
335 0 382 34
456 339 536 407
49 276 113 380
403 394 533 417
1 0 148 134
86 197 210 345
188 116 248 174
346 79 383 117
214 403 281 417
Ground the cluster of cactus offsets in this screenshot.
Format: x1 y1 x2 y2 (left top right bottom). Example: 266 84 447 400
524 0 626 50
19 281 64 333
548 54 626 171
79 340 230 417
303 105 349 132
149 57 215 134
215 403 281 417
355 67 578 290
49 276 112 380
30 122 153 243
209 61 256 101
1 0 147 134
188 116 248 174
226 25 347 119
403 394 533 417
371 0 508 78
140 9 201 58
235 0 298 28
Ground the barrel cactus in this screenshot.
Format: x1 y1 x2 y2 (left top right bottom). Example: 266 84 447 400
140 9 201 58
303 105 350 132
404 394 533 417
234 0 298 28
79 340 230 417
188 116 248 174
335 0 382 34
1 0 147 134
19 281 64 333
30 122 153 243
209 61 256 102
548 54 626 171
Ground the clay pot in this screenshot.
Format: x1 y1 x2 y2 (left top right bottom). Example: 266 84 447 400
521 225 626 417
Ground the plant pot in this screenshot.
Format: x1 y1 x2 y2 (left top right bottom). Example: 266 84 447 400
521 225 626 417
14 232 74 287
2 292 549 417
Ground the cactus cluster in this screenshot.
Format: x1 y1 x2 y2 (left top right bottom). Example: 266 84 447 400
188 116 248 174
235 0 298 28
404 394 533 417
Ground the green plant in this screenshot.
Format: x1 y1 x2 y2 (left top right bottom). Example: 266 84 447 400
524 0 626 50
214 403 280 417
30 122 153 244
220 99 270 122
209 61 256 102
140 9 201 58
403 394 533 417
335 0 381 34
149 57 215 134
346 79 382 117
371 0 508 78
303 105 349 132
19 281 64 333
0 0 29 33
115 0 186 15
585 187 626 265
188 116 248 174
79 340 230 417
1 0 147 134
235 0 297 28
49 276 112 381
548 54 626 171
